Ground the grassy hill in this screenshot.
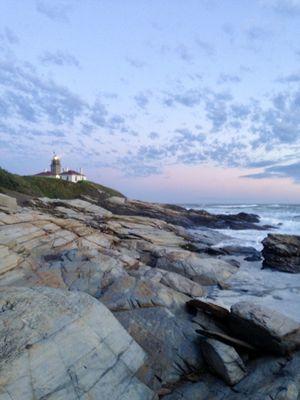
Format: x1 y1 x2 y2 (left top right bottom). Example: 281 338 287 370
0 168 124 202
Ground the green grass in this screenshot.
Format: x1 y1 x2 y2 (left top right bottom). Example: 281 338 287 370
0 168 124 200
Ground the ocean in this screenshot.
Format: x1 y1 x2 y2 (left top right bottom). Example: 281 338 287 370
184 203 300 322
188 203 300 250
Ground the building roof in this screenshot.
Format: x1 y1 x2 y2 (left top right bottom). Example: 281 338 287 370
60 170 85 176
35 171 55 177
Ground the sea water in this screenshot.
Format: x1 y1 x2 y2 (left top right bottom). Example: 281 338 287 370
189 203 300 250
184 204 300 322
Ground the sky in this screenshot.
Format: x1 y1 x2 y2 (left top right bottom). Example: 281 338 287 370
0 0 300 203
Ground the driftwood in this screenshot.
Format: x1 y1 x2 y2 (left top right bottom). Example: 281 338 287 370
196 328 257 352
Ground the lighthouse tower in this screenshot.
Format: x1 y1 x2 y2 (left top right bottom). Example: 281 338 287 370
50 154 61 176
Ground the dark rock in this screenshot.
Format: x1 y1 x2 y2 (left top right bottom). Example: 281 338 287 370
229 301 300 355
196 328 256 352
244 253 262 262
262 234 300 273
221 245 261 259
101 198 268 230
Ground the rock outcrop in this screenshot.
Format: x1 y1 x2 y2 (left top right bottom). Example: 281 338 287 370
0 193 299 399
101 198 270 230
262 234 300 273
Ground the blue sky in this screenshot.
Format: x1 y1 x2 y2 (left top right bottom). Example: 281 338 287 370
1 0 300 202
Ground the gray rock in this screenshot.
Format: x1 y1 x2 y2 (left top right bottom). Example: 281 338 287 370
162 352 300 399
201 339 246 385
100 274 188 312
131 266 206 298
0 193 17 211
230 301 300 355
0 286 155 400
115 306 203 388
262 234 300 273
155 249 238 286
97 273 204 388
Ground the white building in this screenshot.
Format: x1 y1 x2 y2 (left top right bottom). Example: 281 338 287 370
35 155 87 183
60 169 87 183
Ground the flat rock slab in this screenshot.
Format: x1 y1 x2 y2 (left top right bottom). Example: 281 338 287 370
229 301 300 355
38 197 112 217
0 286 155 400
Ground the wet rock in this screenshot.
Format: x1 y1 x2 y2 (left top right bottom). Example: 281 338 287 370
220 245 262 261
262 234 300 273
0 286 155 400
201 339 247 385
229 301 300 355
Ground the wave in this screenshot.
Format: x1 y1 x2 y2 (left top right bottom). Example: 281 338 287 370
191 203 300 250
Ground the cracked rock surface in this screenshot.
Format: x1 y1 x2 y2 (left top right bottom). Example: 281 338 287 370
0 286 154 400
0 194 300 399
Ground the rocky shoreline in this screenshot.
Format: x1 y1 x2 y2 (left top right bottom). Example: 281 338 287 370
0 192 299 400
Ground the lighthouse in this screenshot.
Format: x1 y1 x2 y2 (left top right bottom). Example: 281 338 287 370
34 153 87 182
50 154 61 176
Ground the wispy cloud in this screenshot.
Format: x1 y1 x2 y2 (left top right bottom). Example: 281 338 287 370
277 72 300 83
243 161 300 182
195 38 215 57
36 0 73 22
0 27 19 45
262 0 300 16
40 50 80 68
218 73 241 84
175 44 194 62
126 57 147 69
134 92 150 109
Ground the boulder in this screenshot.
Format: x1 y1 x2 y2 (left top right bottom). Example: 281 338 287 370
0 286 155 400
229 301 300 355
262 234 300 273
201 339 247 385
0 193 17 211
115 306 203 388
108 196 127 205
98 274 203 387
